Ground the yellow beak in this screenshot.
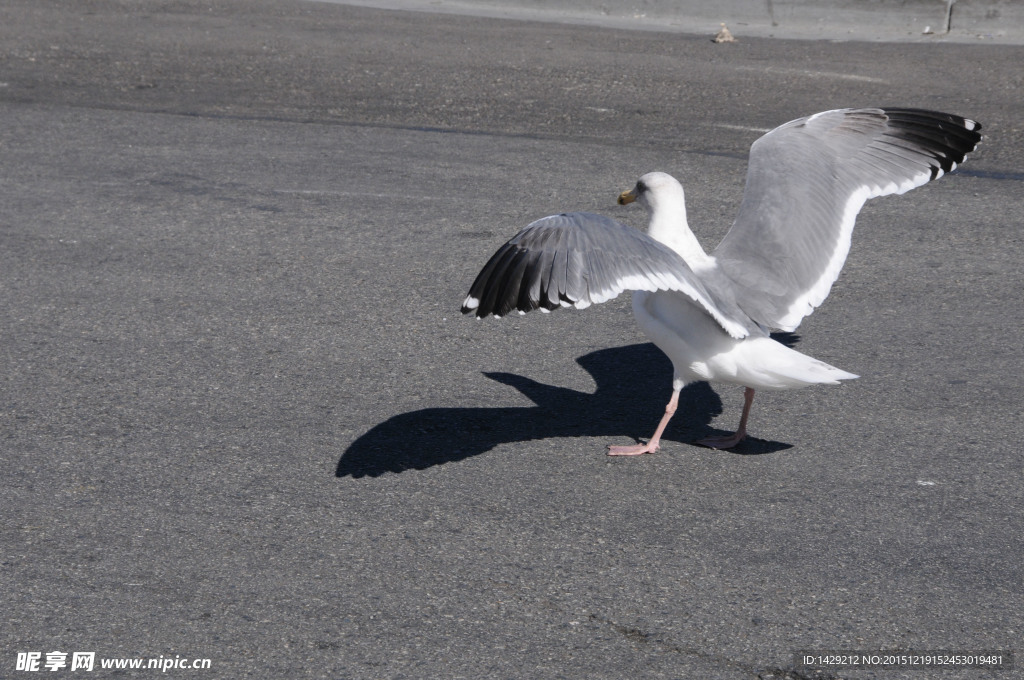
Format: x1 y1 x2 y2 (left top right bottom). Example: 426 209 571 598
618 188 637 205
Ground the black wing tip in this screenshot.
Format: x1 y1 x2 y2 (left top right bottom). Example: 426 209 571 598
460 297 549 319
460 213 587 320
879 107 983 176
882 107 982 133
881 107 983 144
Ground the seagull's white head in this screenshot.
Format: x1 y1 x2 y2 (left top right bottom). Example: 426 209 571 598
618 171 704 264
618 171 686 216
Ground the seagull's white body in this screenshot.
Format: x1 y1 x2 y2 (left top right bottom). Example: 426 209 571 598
630 172 857 396
634 287 855 392
462 108 982 452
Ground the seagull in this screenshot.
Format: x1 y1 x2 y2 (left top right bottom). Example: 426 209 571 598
461 108 982 454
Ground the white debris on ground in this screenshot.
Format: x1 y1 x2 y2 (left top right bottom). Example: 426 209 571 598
714 22 736 43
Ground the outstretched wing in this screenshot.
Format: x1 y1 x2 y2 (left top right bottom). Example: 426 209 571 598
712 107 982 331
461 212 753 339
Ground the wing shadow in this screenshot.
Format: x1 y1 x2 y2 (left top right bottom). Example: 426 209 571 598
336 343 791 478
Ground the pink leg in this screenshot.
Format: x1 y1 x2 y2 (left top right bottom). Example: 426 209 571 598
607 388 680 456
697 387 755 449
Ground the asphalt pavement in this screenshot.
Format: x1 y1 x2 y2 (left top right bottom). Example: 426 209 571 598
2 1 1022 678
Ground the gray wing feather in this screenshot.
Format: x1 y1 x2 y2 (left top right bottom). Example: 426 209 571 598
713 107 982 331
462 212 753 338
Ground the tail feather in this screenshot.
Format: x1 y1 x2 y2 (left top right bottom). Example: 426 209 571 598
736 337 857 390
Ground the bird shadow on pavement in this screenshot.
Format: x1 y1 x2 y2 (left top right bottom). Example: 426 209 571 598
336 343 792 478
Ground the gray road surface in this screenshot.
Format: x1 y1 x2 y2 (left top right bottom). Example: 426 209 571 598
2 1 1022 678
